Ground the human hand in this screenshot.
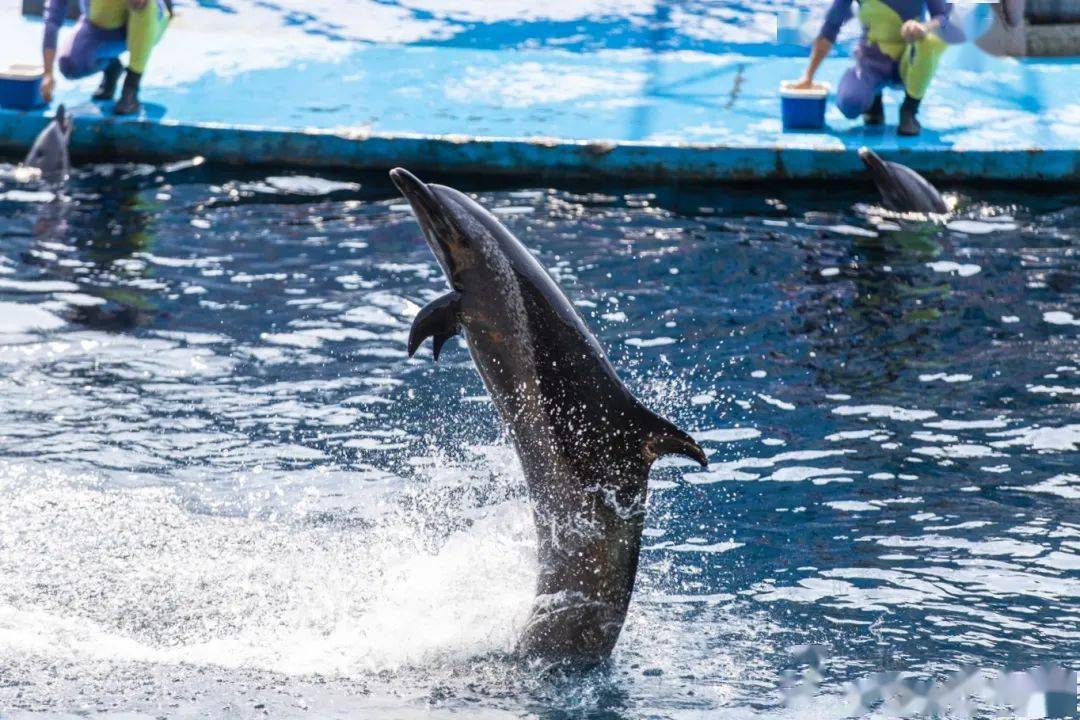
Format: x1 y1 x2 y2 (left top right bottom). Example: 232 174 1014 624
789 75 816 90
128 0 148 9
901 20 927 42
41 72 54 103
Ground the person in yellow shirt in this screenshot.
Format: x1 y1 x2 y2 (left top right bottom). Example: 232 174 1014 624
791 0 965 135
41 0 171 115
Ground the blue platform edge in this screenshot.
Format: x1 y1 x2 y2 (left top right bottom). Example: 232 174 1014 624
2 108 1076 181
2 3 1078 183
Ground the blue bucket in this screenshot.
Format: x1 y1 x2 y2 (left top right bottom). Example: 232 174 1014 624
780 81 829 131
0 65 45 110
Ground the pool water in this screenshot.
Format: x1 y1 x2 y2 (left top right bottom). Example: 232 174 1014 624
0 164 1076 718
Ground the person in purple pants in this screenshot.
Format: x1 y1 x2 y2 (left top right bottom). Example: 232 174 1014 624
41 0 172 116
791 0 965 135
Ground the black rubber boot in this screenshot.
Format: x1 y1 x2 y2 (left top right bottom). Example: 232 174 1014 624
113 69 142 116
863 92 884 126
92 58 124 101
898 94 922 136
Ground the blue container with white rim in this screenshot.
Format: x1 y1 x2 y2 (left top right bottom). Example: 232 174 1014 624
0 65 45 110
779 81 829 131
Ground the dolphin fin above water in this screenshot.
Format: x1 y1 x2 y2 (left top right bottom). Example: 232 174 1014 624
25 104 73 180
391 167 707 664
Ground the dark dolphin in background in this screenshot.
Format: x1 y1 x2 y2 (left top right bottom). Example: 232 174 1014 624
998 0 1023 27
25 104 72 180
390 167 707 665
858 147 949 214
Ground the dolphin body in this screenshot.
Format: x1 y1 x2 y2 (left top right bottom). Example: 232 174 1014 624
25 105 73 180
390 168 707 665
858 147 948 214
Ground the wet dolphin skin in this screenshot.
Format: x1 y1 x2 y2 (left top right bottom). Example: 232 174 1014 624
391 167 707 665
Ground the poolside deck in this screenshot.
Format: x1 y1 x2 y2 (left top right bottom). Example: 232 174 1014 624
1 2 1076 181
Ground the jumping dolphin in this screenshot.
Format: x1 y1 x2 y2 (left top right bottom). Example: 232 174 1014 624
390 168 707 665
858 147 948 214
25 105 72 179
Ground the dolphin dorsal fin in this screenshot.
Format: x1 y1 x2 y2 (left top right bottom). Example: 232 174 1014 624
639 409 708 467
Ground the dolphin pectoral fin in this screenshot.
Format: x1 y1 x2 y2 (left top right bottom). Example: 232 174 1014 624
430 332 455 361
640 412 709 467
408 291 462 361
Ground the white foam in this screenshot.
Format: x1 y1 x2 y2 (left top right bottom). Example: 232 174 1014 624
758 393 795 410
1043 311 1080 326
625 336 676 348
925 261 981 277
913 444 999 459
826 224 877 238
768 466 859 482
260 176 362 195
0 189 55 203
989 425 1079 452
0 460 535 677
53 292 106 307
825 430 879 441
1006 474 1080 500
924 418 1008 430
919 373 973 383
832 405 936 422
645 541 744 553
825 500 880 512
947 219 1018 234
1027 385 1080 397
0 278 80 293
697 427 761 442
0 302 65 334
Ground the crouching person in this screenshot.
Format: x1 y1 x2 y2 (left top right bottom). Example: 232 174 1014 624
41 0 172 116
792 0 964 136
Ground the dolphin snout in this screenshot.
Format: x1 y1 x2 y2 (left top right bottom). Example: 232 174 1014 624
390 167 429 201
857 146 886 174
390 167 460 281
390 167 442 223
388 166 416 190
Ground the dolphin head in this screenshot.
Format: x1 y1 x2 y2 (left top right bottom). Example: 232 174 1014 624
390 167 489 291
858 146 948 214
26 104 73 179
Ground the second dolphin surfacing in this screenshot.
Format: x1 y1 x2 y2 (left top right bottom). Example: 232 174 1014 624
391 168 708 665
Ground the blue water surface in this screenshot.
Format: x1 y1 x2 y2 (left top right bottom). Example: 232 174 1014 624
0 164 1076 718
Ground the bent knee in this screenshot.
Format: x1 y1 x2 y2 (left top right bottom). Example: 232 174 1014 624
836 92 869 119
57 54 94 80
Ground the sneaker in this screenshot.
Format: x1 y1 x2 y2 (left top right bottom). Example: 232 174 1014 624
92 59 124 102
898 94 922 136
113 70 142 116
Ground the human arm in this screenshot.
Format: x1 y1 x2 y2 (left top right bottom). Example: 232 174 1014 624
41 0 69 53
791 35 835 88
790 0 851 88
41 48 57 101
41 0 69 102
819 0 855 43
915 0 966 43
